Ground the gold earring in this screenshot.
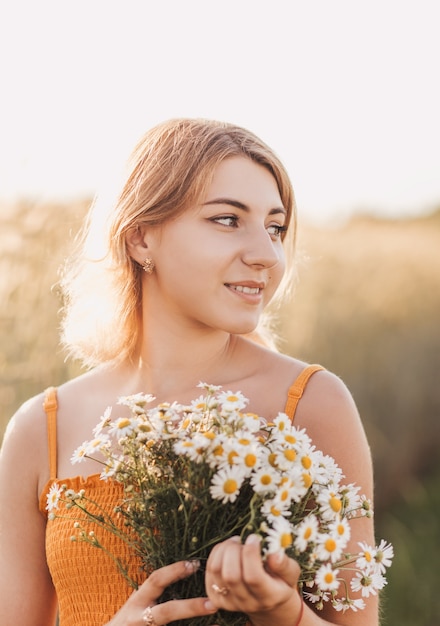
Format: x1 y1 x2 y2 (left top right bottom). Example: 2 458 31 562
142 258 155 274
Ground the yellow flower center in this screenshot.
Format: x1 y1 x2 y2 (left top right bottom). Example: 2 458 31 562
325 538 337 553
223 479 238 494
213 445 224 456
226 395 239 402
260 474 272 485
301 456 312 469
281 533 293 548
304 527 312 540
203 431 216 440
228 450 238 464
324 572 334 584
244 453 257 468
268 453 278 467
284 434 296 444
238 438 251 445
330 496 342 513
270 505 282 516
302 473 312 488
337 523 345 536
283 449 296 462
117 418 131 429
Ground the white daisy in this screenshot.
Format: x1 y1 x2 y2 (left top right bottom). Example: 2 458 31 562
294 514 319 552
312 452 343 489
303 589 330 605
315 563 340 592
315 487 343 520
260 496 291 521
117 392 155 413
328 516 351 546
46 482 64 511
356 542 376 572
217 390 248 412
315 530 345 563
339 482 361 516
271 412 295 434
71 441 91 464
350 571 386 597
92 406 113 436
359 495 374 517
251 466 279 493
332 597 366 612
108 416 141 438
173 439 207 463
373 539 394 574
264 516 294 554
197 381 222 393
209 466 245 503
241 412 262 432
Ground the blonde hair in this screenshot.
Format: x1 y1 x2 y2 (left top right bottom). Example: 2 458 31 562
60 118 297 367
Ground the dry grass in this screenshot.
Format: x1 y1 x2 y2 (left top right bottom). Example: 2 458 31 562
0 198 88 425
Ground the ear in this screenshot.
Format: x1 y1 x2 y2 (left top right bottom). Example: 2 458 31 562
125 224 149 265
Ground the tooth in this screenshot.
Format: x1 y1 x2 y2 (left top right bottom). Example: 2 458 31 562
233 285 259 294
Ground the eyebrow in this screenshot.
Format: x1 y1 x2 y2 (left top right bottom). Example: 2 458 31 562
203 197 287 216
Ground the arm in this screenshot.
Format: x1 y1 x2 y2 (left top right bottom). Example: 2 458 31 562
205 370 379 626
0 396 58 626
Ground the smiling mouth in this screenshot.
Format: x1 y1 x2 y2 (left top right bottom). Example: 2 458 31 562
226 284 262 295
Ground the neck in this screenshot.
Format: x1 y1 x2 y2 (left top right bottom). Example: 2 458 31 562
130 318 241 400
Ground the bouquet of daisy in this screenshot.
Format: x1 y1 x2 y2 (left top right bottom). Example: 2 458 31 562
47 383 393 625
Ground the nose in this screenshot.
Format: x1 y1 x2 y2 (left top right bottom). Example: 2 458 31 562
241 227 283 269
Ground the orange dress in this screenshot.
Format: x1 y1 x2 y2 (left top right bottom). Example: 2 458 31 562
39 365 323 626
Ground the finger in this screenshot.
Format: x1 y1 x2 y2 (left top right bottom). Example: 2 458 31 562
264 550 301 588
148 597 217 626
207 536 241 580
206 538 246 608
135 560 200 605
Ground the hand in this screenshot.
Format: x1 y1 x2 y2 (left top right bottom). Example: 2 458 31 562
106 560 217 626
206 535 303 626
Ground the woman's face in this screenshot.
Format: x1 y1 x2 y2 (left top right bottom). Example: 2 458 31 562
142 156 287 335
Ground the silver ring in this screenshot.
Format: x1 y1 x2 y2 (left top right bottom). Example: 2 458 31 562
142 606 158 626
212 583 229 595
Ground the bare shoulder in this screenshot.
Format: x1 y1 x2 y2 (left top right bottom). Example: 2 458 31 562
1 391 48 481
294 368 359 424
293 367 374 500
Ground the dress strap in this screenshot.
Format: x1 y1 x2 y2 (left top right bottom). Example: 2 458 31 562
284 364 325 422
43 386 58 480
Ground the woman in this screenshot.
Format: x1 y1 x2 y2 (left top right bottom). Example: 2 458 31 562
0 119 378 626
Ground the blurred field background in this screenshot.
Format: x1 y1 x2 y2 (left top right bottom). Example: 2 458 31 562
1 199 439 625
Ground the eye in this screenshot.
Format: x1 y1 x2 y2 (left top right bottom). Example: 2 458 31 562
267 224 288 238
211 215 239 228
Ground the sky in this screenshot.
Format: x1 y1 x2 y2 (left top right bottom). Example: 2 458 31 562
0 0 439 225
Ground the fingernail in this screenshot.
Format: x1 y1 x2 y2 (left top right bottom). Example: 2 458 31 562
245 534 261 546
185 559 200 572
204 600 216 612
